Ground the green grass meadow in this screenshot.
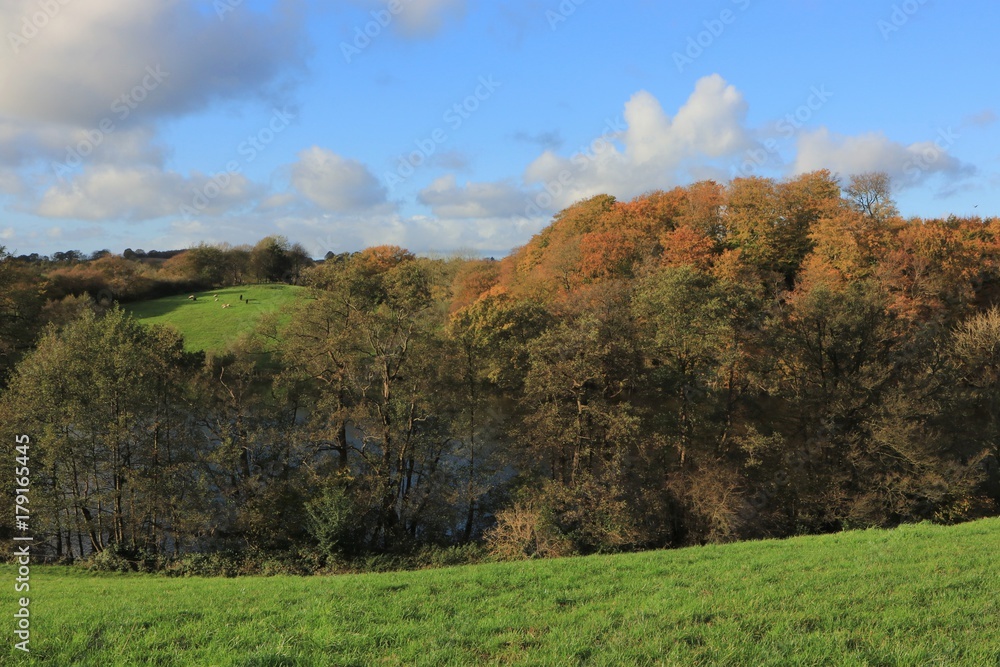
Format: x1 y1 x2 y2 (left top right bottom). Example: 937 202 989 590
125 285 307 352
3 519 998 666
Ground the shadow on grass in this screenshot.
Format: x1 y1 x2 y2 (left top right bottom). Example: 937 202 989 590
126 294 196 319
127 285 300 320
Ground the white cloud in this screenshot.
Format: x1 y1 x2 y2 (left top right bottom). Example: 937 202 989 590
0 0 305 217
792 127 973 188
34 165 260 221
0 120 167 175
155 206 544 260
171 220 209 237
522 74 757 210
617 77 753 167
418 175 527 218
290 147 389 213
0 0 306 126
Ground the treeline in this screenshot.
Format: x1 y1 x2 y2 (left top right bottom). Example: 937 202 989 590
1 170 999 573
0 235 314 383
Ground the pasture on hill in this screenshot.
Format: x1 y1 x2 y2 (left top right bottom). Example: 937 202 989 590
125 284 307 352
4 518 998 666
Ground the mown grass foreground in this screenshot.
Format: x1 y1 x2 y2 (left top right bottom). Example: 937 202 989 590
3 519 998 666
126 284 306 352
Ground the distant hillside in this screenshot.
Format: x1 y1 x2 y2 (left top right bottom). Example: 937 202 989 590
126 284 307 352
5 518 999 665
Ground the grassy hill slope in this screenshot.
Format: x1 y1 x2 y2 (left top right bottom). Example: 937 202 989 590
125 284 307 352
4 518 999 666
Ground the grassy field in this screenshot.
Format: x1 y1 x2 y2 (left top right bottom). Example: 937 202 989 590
2 519 998 666
126 285 307 352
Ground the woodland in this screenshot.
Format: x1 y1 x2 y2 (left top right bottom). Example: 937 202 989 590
1 171 998 572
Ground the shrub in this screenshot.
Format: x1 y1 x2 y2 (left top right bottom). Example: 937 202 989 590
84 543 163 573
304 485 357 560
162 551 246 578
485 502 574 561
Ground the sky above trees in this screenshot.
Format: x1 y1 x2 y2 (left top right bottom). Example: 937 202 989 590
1 0 997 257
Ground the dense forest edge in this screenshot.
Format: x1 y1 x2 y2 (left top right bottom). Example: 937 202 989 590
2 170 999 576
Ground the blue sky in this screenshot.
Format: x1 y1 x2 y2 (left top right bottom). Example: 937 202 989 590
1 0 997 258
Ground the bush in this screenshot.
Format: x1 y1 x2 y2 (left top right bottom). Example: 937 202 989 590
411 543 487 569
162 551 246 578
84 544 163 573
538 478 641 554
304 485 357 560
485 502 574 561
74 540 485 577
486 477 646 560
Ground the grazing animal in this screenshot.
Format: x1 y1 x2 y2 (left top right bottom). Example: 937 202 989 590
222 303 231 309
239 294 243 301
188 294 196 300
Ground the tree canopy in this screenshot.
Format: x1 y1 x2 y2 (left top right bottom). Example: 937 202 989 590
2 171 999 569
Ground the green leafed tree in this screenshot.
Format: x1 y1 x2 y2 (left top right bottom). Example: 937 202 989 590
0 308 203 559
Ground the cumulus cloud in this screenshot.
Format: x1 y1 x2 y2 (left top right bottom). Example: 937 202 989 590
791 127 974 189
418 175 527 218
0 120 167 175
301 211 543 258
626 76 753 162
33 165 261 221
0 0 305 217
522 74 757 210
290 147 389 213
0 0 306 127
154 204 545 259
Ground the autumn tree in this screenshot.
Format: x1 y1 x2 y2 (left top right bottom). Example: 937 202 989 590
845 171 899 223
517 284 644 552
0 249 45 384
